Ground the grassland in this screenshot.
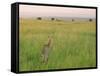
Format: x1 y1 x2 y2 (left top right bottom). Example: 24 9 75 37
19 19 96 71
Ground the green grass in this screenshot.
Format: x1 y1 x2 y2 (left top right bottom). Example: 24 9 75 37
19 19 96 71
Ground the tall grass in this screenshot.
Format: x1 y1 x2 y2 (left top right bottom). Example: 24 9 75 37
19 19 96 71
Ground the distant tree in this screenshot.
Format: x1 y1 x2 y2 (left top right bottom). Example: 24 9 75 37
51 18 55 21
89 19 92 22
37 17 42 20
72 19 74 22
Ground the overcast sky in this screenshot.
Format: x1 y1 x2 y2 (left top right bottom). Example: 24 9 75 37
19 5 96 18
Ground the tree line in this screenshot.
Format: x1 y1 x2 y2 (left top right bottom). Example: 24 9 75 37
37 17 93 22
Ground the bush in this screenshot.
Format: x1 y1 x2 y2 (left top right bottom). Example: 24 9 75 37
51 18 55 21
37 17 42 20
89 19 92 22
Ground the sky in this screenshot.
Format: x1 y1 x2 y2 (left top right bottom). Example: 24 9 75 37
19 5 96 18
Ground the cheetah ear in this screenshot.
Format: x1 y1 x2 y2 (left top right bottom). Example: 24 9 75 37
48 36 50 38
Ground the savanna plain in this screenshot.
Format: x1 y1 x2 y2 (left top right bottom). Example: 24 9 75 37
19 18 96 71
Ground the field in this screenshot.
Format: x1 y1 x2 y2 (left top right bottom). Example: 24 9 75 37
19 19 96 71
